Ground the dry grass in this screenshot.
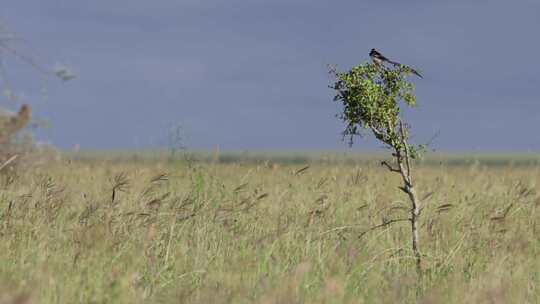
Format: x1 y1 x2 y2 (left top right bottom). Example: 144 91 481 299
0 156 539 303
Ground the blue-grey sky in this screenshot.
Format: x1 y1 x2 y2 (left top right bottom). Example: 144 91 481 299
1 0 539 151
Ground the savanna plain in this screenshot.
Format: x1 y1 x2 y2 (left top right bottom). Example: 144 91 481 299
1 152 540 303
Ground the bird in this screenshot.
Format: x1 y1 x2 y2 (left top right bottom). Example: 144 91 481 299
369 48 400 66
369 48 423 78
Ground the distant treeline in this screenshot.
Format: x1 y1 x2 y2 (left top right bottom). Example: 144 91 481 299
65 150 540 168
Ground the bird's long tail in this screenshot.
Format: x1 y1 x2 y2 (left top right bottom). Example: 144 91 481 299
409 68 423 78
388 61 423 78
395 64 422 78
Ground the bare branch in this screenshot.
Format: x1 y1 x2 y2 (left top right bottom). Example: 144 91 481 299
398 120 412 184
0 41 49 75
358 218 411 239
370 125 385 139
381 161 400 173
0 154 17 171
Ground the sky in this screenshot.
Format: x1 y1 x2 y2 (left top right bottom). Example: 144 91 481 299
1 0 539 151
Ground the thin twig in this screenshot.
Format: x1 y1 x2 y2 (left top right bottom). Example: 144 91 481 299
358 218 410 239
0 154 18 172
381 161 400 173
0 41 49 75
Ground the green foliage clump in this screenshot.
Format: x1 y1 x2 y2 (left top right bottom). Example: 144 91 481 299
330 63 423 157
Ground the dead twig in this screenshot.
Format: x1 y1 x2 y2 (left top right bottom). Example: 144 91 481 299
358 218 410 239
0 154 18 172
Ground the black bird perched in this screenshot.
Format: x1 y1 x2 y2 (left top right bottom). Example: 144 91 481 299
369 48 423 78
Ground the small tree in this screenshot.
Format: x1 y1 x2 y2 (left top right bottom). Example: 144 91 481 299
0 22 75 169
330 62 425 276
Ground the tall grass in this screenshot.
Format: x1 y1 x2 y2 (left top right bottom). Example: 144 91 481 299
0 156 539 303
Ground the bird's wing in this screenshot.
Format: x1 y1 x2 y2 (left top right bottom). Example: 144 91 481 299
385 59 402 66
376 54 393 63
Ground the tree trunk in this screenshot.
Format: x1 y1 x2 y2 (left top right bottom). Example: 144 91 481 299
396 145 422 277
407 185 422 277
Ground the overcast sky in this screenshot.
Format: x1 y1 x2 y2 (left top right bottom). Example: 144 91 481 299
1 0 539 151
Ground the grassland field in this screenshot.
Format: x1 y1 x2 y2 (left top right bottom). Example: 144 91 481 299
1 151 540 303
